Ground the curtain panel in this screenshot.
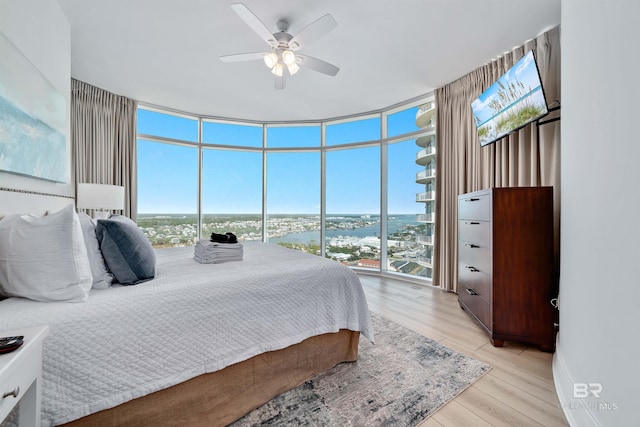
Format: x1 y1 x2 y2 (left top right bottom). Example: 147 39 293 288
71 79 138 220
433 26 561 292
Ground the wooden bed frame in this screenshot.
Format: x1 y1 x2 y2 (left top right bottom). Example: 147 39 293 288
0 189 362 426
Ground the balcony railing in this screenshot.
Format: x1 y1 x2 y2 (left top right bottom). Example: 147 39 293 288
416 234 434 245
416 213 435 223
417 256 433 266
415 147 436 165
415 102 436 129
416 134 436 147
416 169 436 183
416 191 435 202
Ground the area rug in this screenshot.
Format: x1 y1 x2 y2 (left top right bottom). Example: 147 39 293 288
230 312 491 427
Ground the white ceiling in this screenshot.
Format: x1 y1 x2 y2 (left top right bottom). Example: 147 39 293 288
58 0 561 122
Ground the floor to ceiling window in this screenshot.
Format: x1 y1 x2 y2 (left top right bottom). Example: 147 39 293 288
137 109 199 247
385 105 433 278
325 145 380 268
136 95 435 281
202 148 263 241
387 138 430 277
201 120 263 241
266 151 321 253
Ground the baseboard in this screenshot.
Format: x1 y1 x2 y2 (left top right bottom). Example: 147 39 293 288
553 342 600 427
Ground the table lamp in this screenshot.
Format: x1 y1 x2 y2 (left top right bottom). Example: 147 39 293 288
76 183 125 219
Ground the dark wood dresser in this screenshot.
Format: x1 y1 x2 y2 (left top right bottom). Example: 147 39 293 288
457 187 556 352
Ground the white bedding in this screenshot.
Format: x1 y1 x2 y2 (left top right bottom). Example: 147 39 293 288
0 242 374 426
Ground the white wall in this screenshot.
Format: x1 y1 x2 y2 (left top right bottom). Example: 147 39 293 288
0 0 71 197
556 0 640 425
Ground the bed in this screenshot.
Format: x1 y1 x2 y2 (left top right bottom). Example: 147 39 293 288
0 190 374 427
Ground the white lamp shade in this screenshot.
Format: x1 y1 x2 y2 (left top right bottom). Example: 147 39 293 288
77 183 125 210
282 50 296 65
263 52 278 69
286 61 300 76
271 62 284 77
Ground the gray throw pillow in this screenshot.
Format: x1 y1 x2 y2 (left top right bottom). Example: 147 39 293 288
95 215 156 285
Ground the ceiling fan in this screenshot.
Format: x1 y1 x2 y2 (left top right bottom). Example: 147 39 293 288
219 3 340 89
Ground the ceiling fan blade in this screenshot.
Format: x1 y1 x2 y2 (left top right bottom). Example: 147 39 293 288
230 3 277 47
296 55 340 76
289 14 337 50
219 52 266 63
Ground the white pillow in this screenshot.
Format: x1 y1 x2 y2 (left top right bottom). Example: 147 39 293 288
0 204 93 302
77 212 114 289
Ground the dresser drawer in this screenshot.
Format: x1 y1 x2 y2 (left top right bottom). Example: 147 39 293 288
458 220 490 246
459 242 491 276
458 192 491 221
458 262 491 303
459 282 491 328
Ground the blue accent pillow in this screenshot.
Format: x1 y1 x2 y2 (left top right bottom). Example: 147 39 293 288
96 215 156 285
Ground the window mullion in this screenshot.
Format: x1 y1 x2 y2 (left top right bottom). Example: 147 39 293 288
197 117 203 242
380 112 388 274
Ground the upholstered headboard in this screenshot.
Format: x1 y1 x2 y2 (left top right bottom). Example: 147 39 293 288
0 188 74 217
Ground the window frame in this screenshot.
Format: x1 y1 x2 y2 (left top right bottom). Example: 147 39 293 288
136 94 435 283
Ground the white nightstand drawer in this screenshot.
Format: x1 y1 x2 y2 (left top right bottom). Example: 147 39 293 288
0 326 49 427
0 347 39 421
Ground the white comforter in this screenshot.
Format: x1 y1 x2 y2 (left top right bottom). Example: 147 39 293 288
0 242 374 426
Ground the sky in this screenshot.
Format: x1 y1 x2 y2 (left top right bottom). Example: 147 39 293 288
136 106 427 215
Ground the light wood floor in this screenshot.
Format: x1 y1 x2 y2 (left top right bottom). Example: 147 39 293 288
357 274 569 427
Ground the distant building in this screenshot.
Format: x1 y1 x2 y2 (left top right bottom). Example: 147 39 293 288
415 99 436 279
357 259 380 269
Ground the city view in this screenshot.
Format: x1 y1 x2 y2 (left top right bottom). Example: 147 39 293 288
137 213 432 277
135 100 436 279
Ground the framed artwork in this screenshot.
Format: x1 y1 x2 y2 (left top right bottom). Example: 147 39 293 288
0 30 67 183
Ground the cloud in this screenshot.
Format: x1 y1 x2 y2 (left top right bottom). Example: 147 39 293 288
472 92 497 118
481 92 496 109
515 51 534 78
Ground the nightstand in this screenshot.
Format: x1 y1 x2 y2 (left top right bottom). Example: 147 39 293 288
0 326 49 427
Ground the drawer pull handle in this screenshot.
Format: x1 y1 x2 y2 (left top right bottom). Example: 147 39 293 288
465 243 479 248
465 221 480 225
2 386 19 399
465 198 480 202
465 265 479 272
466 288 478 296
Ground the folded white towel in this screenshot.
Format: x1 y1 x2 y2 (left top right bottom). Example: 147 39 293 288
194 240 243 263
194 255 242 264
196 240 242 250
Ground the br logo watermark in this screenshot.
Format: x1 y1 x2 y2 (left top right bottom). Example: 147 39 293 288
573 383 602 398
566 383 618 411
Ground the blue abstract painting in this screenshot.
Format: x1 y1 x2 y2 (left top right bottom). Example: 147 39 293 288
0 31 67 183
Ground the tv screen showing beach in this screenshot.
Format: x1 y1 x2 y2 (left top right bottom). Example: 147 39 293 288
471 50 548 147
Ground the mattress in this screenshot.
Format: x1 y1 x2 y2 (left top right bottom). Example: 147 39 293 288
0 242 374 426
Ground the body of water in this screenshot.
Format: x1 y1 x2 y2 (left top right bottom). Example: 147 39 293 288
269 215 419 244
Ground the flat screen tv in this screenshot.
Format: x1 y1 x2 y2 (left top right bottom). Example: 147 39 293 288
471 50 548 147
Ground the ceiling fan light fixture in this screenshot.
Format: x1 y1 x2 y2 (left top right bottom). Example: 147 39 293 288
282 49 296 65
223 4 340 88
286 61 300 76
271 62 284 77
263 52 278 69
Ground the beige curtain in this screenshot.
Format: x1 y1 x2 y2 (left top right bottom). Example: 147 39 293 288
71 79 138 219
433 26 561 292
